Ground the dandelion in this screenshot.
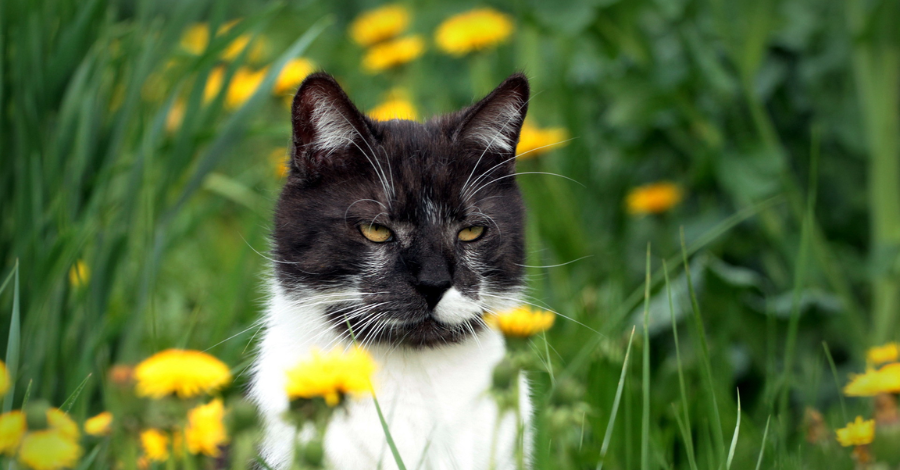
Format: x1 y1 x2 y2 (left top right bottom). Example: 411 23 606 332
285 347 376 407
68 260 89 288
84 412 112 437
486 305 555 338
180 23 211 55
0 359 9 396
362 35 425 73
18 430 82 470
868 342 899 366
203 67 226 103
844 363 900 396
165 100 185 133
274 58 315 95
626 182 683 215
836 416 875 447
222 34 267 62
349 4 410 47
140 429 170 462
516 122 569 159
435 8 514 56
108 364 134 386
224 67 267 109
0 411 25 455
368 91 418 121
134 349 231 399
181 22 265 62
46 409 78 440
185 399 228 457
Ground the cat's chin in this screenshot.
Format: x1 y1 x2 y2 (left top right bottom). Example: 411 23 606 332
378 315 484 349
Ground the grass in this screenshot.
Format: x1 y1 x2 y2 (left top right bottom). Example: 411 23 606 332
2 0 899 468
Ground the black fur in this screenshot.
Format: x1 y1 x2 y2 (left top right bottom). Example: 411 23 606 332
272 73 529 348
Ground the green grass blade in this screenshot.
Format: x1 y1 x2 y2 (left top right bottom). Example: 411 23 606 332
641 244 651 470
665 260 698 470
822 342 848 423
0 266 14 296
60 373 92 413
75 444 102 470
754 416 772 470
20 380 32 409
597 327 637 470
3 260 19 413
372 393 408 470
726 391 741 470
680 228 725 464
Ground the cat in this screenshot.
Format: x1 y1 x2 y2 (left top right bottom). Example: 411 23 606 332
250 72 531 470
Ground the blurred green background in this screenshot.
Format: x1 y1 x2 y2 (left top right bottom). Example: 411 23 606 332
2 0 899 467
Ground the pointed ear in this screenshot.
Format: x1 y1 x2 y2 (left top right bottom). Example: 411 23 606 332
455 73 530 155
290 73 373 178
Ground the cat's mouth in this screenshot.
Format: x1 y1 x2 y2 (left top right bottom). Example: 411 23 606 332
326 303 484 348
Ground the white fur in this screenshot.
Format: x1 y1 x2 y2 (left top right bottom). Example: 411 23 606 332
465 100 522 153
250 285 531 470
310 93 357 154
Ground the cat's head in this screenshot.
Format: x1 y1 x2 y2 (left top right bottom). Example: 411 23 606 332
273 72 529 348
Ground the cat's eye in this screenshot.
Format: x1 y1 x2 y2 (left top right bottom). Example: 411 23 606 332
458 226 486 242
359 223 393 243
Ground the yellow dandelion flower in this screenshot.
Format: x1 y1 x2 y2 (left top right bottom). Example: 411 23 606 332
285 347 376 407
180 23 211 55
516 122 569 159
270 148 290 178
165 100 185 134
868 342 900 366
84 412 112 437
225 67 267 109
362 35 425 73
349 4 410 47
203 67 226 103
222 34 267 62
368 91 418 121
68 260 89 288
844 363 900 396
836 416 875 447
0 359 9 396
18 429 82 470
0 411 25 455
185 399 228 457
140 429 169 462
485 305 555 338
46 409 79 440
626 182 683 215
134 349 231 399
274 58 316 95
435 8 514 56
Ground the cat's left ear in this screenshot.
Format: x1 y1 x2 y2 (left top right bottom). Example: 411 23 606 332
454 73 530 157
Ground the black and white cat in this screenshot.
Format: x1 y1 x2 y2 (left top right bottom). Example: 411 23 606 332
250 72 531 469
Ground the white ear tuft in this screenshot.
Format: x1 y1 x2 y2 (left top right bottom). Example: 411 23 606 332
456 74 530 154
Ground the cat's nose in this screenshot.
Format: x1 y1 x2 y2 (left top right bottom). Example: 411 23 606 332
416 277 452 311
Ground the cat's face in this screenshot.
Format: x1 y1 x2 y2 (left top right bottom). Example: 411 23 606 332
273 73 529 348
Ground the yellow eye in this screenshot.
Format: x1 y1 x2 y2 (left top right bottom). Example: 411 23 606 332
359 223 393 243
458 226 485 242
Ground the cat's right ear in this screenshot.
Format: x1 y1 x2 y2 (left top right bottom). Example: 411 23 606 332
290 73 373 180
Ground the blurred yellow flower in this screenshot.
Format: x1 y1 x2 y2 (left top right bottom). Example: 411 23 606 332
270 148 290 178
84 412 112 437
140 429 169 462
435 8 514 56
626 182 683 215
0 360 9 396
516 122 569 159
274 58 316 95
349 4 410 47
486 305 555 338
203 67 226 103
108 364 134 386
363 35 425 73
0 411 25 455
225 67 267 109
46 409 78 440
165 100 185 133
185 399 228 457
68 260 89 288
18 429 82 470
181 22 265 62
285 347 376 407
868 342 899 366
134 349 231 399
836 416 875 447
844 363 900 396
368 91 418 121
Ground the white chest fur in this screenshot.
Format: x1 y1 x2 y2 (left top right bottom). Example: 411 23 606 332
249 287 530 470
